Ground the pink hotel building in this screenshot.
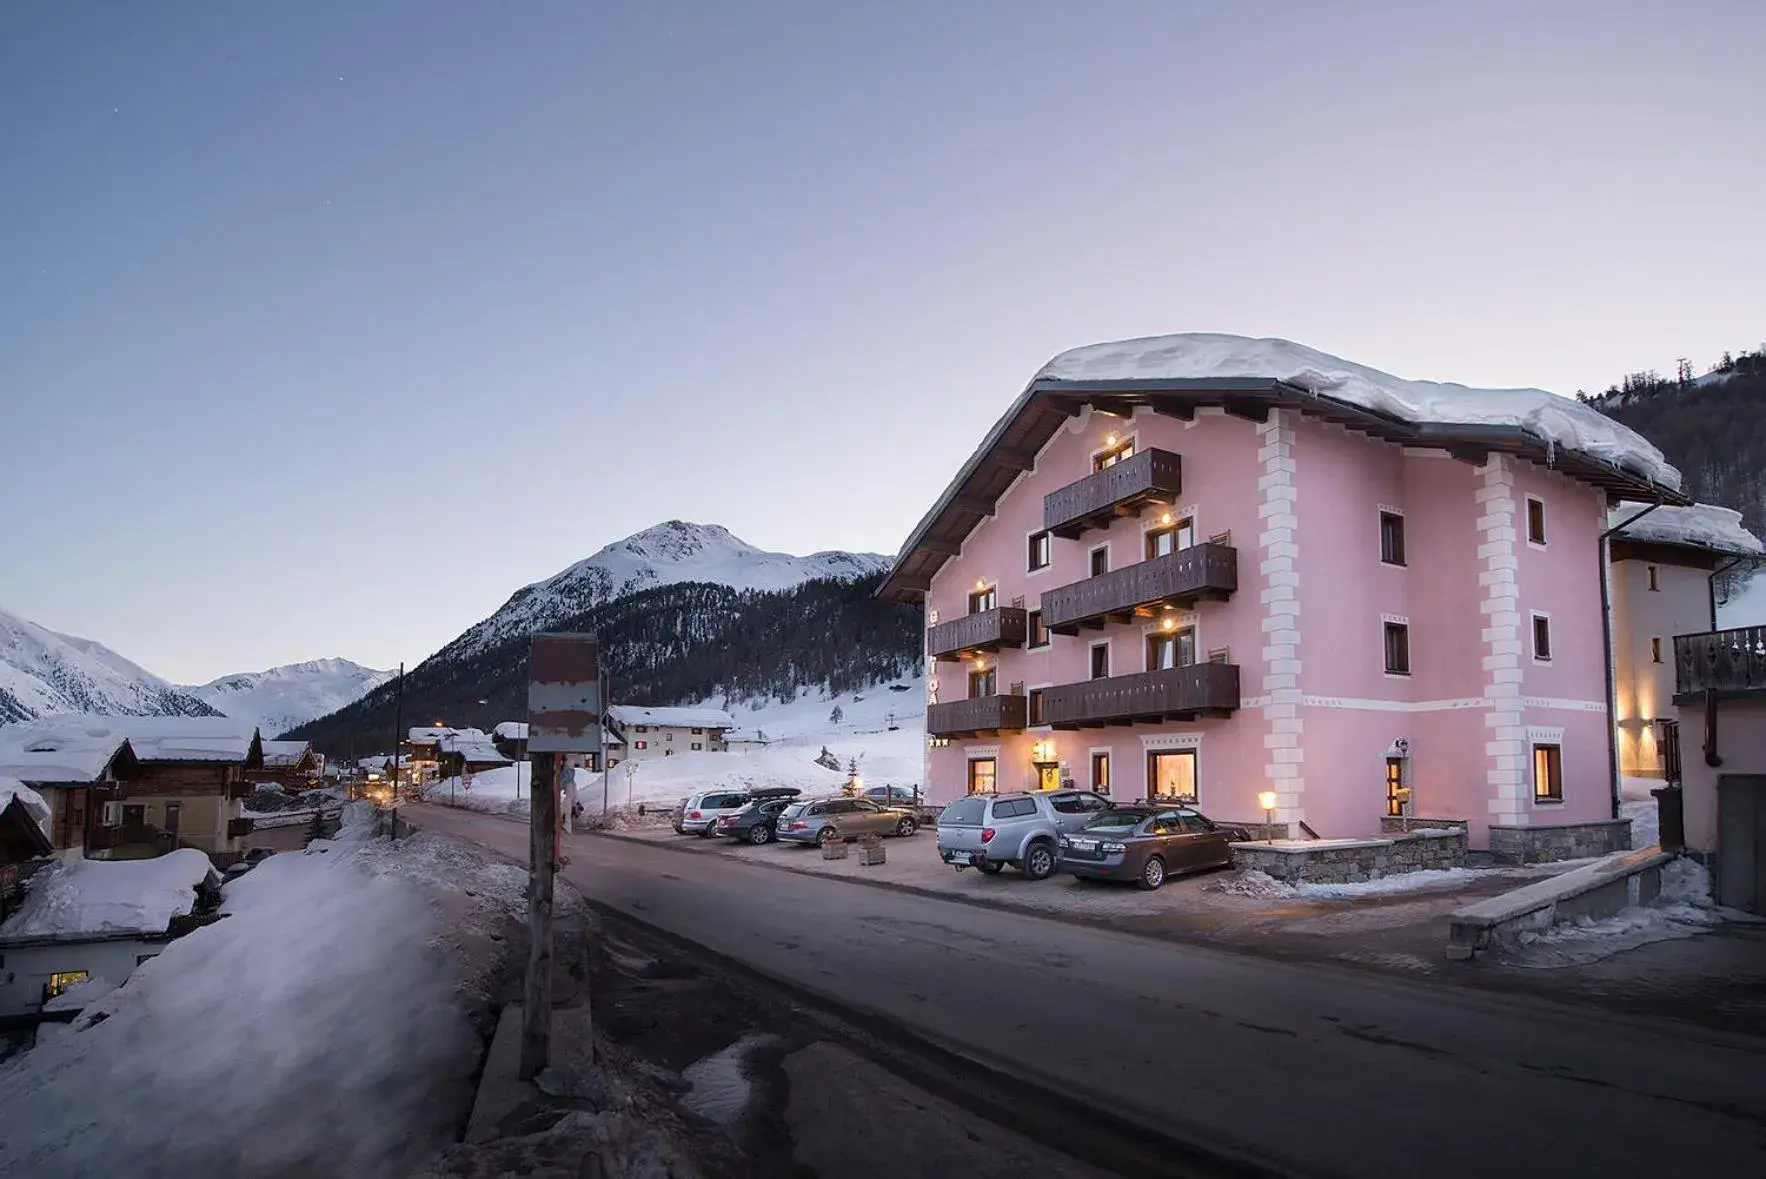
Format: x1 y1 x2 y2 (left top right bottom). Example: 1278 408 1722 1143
880 335 1688 853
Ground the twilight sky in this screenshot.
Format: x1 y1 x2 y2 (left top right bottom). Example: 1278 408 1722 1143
3 1 1763 683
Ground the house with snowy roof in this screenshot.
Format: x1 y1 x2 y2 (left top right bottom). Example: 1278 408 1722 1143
0 718 139 859
257 739 322 791
435 729 509 779
1607 502 1763 787
879 332 1689 859
603 705 733 765
491 721 528 761
0 848 220 1020
79 717 263 864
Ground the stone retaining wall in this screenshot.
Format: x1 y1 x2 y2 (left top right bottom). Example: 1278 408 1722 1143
1487 819 1632 865
1378 817 1469 835
1230 829 1468 884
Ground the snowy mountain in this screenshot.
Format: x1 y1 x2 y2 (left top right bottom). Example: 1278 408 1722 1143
183 658 393 739
0 607 221 726
449 521 890 660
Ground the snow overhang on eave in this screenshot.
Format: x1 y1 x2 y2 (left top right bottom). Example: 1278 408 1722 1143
876 377 1689 603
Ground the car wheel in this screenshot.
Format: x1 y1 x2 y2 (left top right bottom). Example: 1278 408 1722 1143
1022 841 1056 881
698 825 716 839
815 827 837 847
895 817 918 837
747 825 772 845
672 824 686 835
977 861 1004 875
1138 856 1167 891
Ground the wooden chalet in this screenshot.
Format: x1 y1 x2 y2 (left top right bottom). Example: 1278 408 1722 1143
0 718 140 859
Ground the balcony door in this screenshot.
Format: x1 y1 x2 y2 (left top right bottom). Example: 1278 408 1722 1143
1146 628 1196 671
968 667 997 697
967 758 998 795
1147 750 1198 803
1146 518 1195 558
969 586 997 614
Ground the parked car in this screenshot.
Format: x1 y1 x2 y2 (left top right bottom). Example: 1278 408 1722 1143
713 797 797 845
223 848 276 880
1058 805 1251 890
936 790 1113 880
776 796 920 846
860 784 920 807
675 787 801 837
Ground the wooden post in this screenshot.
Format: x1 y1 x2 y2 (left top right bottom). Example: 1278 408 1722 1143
520 750 558 1080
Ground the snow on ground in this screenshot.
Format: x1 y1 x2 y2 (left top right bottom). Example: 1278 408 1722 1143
424 763 531 815
0 776 50 838
1035 333 1680 488
1205 866 1490 900
1623 797 1660 850
0 848 215 937
0 806 526 1177
1498 858 1725 969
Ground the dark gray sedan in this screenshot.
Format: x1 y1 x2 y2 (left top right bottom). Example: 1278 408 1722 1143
776 797 919 846
1057 806 1250 890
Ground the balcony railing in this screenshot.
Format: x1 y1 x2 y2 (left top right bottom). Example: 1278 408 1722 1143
1044 448 1183 539
927 606 1028 662
1043 663 1240 728
927 694 1030 737
1041 543 1238 634
86 823 169 851
1674 626 1766 701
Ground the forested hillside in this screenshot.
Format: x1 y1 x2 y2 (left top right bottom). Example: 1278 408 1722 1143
287 574 921 757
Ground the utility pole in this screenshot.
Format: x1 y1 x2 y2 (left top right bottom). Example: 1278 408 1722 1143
521 748 558 1079
390 662 404 840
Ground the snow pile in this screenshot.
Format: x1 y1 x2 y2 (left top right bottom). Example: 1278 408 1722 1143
0 848 216 938
1202 869 1291 898
1611 502 1763 555
0 777 50 838
424 764 531 816
681 1034 778 1126
1623 797 1660 849
1502 857 1721 967
1036 333 1681 489
0 831 504 1177
1295 867 1486 898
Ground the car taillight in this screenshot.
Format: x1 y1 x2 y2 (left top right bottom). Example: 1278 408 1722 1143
690 811 702 818
789 821 806 830
981 827 995 843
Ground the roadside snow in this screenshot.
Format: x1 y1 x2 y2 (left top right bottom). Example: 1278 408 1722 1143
0 848 215 938
1205 866 1490 900
1500 858 1723 968
0 822 525 1177
681 1033 779 1126
1035 333 1680 489
425 763 532 816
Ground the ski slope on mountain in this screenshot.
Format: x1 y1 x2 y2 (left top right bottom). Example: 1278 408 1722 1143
184 658 392 739
447 521 889 660
0 607 220 725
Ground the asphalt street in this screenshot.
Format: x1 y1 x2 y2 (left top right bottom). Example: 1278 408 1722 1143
411 804 1766 1179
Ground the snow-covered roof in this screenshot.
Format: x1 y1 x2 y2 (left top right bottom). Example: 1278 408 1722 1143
1612 502 1764 557
0 777 51 842
492 721 528 741
605 706 735 730
882 333 1688 600
0 848 217 940
357 755 394 772
97 716 261 764
0 717 133 784
261 739 315 768
438 732 508 765
408 726 455 744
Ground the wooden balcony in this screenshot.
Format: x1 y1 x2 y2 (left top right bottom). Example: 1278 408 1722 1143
86 823 168 851
927 606 1028 662
1041 543 1238 635
1043 448 1182 539
927 694 1029 737
1043 663 1240 729
1674 626 1766 702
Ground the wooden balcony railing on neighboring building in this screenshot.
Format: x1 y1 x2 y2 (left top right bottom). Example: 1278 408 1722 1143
926 694 1030 738
1043 448 1183 539
926 607 1029 662
1043 663 1240 728
1040 543 1238 634
1674 626 1766 702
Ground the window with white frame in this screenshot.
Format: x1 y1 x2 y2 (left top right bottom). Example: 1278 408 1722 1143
1532 613 1553 662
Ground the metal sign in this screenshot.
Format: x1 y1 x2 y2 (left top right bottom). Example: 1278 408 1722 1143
527 633 604 753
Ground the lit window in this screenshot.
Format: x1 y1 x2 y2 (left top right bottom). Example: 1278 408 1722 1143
635 740 648 750
44 970 89 1001
1383 622 1411 675
967 758 997 795
1380 511 1406 566
1093 439 1135 471
1090 752 1110 795
1533 744 1563 802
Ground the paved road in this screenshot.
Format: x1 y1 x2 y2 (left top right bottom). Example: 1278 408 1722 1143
412 804 1766 1179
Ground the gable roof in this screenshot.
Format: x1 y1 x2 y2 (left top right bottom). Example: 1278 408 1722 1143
0 718 137 785
880 333 1688 601
1610 502 1764 562
438 731 509 765
604 705 734 730
492 721 528 741
98 716 262 765
261 739 317 769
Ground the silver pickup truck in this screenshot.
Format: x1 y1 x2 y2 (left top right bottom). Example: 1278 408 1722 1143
934 790 1114 880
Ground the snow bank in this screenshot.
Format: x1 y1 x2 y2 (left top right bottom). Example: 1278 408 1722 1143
0 848 215 938
1204 865 1490 900
424 763 531 815
1036 333 1681 489
1502 858 1721 967
0 777 50 838
1611 502 1763 555
1622 798 1660 850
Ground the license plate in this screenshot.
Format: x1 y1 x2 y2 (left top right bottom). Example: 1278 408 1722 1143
1069 839 1097 852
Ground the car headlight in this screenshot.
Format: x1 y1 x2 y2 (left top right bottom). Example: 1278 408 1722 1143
1100 841 1127 853
1058 836 1072 847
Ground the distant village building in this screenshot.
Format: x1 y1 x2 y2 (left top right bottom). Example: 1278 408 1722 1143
602 706 734 766
436 729 510 779
0 719 139 861
491 721 528 761
256 740 322 792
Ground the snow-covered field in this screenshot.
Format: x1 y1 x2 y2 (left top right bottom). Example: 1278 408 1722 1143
0 805 525 1177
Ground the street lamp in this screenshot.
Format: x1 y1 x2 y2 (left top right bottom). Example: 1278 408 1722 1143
1258 790 1278 843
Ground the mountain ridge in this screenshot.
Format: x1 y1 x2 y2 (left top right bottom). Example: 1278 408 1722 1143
183 658 393 739
0 606 222 726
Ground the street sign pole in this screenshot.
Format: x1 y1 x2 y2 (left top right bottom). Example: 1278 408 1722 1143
520 634 602 1082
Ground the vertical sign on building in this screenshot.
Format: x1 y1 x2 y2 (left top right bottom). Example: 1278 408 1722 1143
522 633 602 1080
